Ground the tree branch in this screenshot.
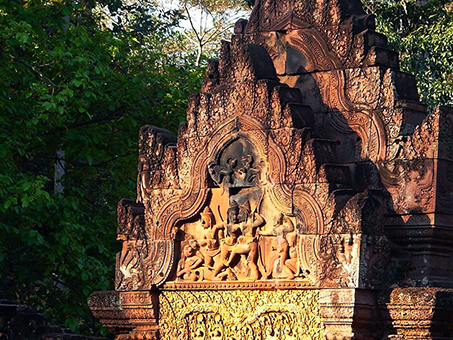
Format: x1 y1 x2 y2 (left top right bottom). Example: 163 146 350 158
34 108 124 137
9 54 57 88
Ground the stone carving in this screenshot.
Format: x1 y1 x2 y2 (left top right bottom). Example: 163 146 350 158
90 0 453 338
159 290 324 340
116 199 148 290
260 213 299 280
108 0 395 296
377 288 453 339
176 200 268 282
176 240 204 281
208 139 262 189
138 126 179 198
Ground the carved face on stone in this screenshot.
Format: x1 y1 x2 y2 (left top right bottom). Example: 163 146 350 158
227 205 239 224
183 244 196 257
200 207 214 229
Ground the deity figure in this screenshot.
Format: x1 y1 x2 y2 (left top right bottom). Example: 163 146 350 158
261 213 298 279
208 158 237 188
224 201 266 280
138 156 157 201
208 146 261 189
212 202 243 279
176 240 204 281
196 206 224 268
238 154 261 185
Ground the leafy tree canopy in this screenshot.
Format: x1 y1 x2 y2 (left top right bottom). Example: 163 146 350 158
162 0 251 64
363 0 453 108
0 0 203 335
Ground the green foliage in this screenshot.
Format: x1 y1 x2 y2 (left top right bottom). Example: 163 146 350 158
2 0 450 336
0 0 203 335
363 0 453 108
184 0 251 12
172 0 251 65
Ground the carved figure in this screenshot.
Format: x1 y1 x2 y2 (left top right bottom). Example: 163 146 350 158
282 326 296 340
208 158 237 188
196 206 224 268
236 154 261 185
212 202 243 279
176 240 203 281
258 213 299 280
272 213 298 279
138 156 154 201
225 206 265 280
117 203 147 289
208 140 261 189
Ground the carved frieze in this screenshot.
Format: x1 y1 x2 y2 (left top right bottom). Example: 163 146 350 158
159 290 324 340
109 32 394 291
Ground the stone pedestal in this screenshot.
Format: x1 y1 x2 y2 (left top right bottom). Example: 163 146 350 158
89 291 159 340
379 288 453 340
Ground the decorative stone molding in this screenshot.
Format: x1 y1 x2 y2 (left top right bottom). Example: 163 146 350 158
379 288 453 339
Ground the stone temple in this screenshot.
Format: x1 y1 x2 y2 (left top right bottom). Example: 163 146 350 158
88 0 453 338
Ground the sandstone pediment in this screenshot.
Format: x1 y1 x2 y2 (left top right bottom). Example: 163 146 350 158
89 0 453 338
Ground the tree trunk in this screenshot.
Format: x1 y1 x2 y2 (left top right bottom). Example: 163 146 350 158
196 43 203 66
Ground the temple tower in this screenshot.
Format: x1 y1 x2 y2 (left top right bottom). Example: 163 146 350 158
89 0 453 338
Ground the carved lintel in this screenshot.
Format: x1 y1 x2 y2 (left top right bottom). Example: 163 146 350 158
159 289 325 340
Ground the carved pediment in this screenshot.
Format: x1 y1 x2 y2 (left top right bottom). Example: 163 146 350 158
113 1 396 290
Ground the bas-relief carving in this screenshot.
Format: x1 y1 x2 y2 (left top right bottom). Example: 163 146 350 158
174 136 309 284
116 199 148 290
159 290 324 340
114 105 393 291
169 135 391 289
90 0 453 337
176 200 304 283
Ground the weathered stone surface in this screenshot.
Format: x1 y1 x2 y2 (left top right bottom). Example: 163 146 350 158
88 291 159 339
89 0 453 338
379 288 453 339
159 289 324 340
